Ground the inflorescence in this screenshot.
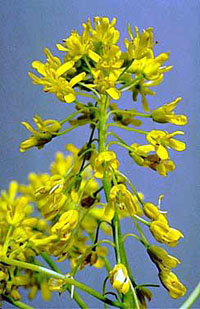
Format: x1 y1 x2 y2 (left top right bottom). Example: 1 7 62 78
0 17 187 308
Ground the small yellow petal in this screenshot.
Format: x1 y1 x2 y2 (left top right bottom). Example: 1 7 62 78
70 72 86 87
88 50 101 62
64 93 75 103
56 43 68 52
56 61 74 77
106 88 121 100
32 61 46 75
156 145 168 160
169 139 186 151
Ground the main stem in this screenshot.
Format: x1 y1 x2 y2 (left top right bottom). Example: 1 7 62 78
98 95 137 308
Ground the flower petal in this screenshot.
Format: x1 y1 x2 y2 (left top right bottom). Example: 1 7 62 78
56 44 68 52
156 145 168 160
70 72 86 87
106 88 121 100
64 93 75 103
169 139 186 151
56 61 74 77
88 50 101 62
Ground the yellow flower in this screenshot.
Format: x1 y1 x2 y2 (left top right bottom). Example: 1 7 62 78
159 271 186 299
130 143 175 176
91 69 121 100
124 26 154 61
143 202 160 220
0 181 32 227
50 151 74 176
152 97 187 125
89 44 123 75
20 115 61 152
34 175 67 220
129 53 172 81
29 48 86 103
51 210 79 240
129 143 155 166
147 245 180 271
88 17 120 47
128 53 172 112
150 216 184 247
104 184 142 221
57 27 92 62
146 130 186 160
109 264 130 294
93 151 119 179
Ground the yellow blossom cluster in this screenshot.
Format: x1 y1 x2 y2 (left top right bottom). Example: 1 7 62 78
1 17 189 308
143 202 183 247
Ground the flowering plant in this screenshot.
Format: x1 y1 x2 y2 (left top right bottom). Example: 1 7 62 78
1 17 195 308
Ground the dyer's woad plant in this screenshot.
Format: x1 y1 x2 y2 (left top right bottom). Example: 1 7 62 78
0 17 190 308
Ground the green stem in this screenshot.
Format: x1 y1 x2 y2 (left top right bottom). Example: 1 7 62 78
75 91 99 102
117 60 134 80
107 131 129 146
119 78 140 92
2 295 33 309
123 233 142 243
134 215 150 227
107 123 148 135
180 282 200 309
78 82 100 98
54 124 80 136
113 219 121 264
132 217 149 248
60 109 85 125
40 253 88 309
130 281 140 309
3 226 13 255
97 95 139 308
106 141 133 152
83 56 94 77
40 252 61 273
108 109 151 119
103 257 112 273
103 276 110 309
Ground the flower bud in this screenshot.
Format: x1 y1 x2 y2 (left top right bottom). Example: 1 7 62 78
109 264 130 294
143 202 160 220
147 245 180 271
159 271 186 299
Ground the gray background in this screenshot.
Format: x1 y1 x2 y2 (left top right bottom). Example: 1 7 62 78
1 0 200 308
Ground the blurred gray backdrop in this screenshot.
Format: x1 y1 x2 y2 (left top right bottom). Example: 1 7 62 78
0 0 200 308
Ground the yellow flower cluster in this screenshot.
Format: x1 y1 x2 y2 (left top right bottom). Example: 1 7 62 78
130 127 186 177
0 144 109 301
143 202 183 247
20 115 61 152
28 17 174 110
147 245 186 299
1 17 189 307
0 181 56 300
